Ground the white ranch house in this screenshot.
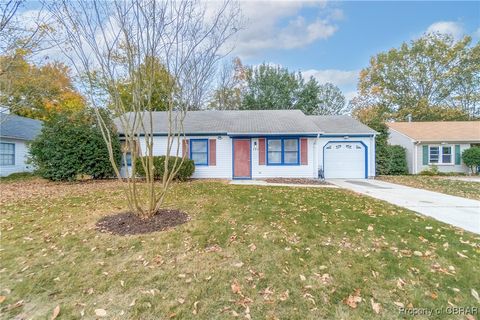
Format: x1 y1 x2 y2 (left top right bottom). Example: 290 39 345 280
0 114 43 177
116 110 377 180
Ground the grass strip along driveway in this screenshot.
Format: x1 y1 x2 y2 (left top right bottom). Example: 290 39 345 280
378 175 480 201
1 180 479 319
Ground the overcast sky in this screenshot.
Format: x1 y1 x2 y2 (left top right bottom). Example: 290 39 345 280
20 1 480 102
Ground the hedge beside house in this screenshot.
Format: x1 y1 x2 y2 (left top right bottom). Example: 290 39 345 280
462 147 480 174
377 144 408 175
29 110 121 181
135 156 195 181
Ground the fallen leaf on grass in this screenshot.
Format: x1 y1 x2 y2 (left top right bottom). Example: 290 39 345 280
367 225 374 231
94 309 107 317
456 252 468 258
344 289 362 308
231 280 241 294
192 301 199 315
51 305 60 320
394 301 404 308
248 243 256 252
472 289 480 303
0 296 5 303
370 299 381 314
300 275 306 281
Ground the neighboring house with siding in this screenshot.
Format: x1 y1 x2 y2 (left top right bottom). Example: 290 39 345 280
116 110 377 180
0 114 43 177
387 121 480 174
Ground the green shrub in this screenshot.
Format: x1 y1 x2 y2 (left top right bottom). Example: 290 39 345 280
376 144 408 175
419 165 440 176
462 147 480 174
135 156 195 181
29 109 121 181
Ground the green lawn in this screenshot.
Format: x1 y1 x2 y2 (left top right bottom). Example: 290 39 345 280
378 175 480 201
1 180 479 319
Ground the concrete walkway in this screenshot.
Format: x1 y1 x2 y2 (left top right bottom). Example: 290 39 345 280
229 180 338 188
329 179 480 235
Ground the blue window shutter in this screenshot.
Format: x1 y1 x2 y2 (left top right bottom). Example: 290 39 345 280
422 145 428 165
455 145 461 165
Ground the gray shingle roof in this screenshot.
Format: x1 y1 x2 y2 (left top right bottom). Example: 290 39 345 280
115 110 377 135
0 114 43 140
115 110 321 135
308 115 377 135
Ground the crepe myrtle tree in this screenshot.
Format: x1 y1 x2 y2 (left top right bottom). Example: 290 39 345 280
49 0 240 218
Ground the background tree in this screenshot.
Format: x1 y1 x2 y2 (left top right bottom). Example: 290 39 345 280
107 56 175 112
239 63 347 114
208 57 244 110
354 33 479 120
297 79 349 115
49 0 240 218
241 63 303 110
0 0 51 118
30 109 121 181
0 53 86 120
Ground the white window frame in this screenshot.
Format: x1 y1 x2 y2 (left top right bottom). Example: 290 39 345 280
428 145 454 165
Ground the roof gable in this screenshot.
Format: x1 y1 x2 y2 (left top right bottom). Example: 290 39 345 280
308 115 377 135
0 114 43 140
387 121 480 142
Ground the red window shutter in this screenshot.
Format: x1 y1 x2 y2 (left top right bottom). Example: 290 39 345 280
182 139 189 158
209 139 216 166
258 138 266 165
300 138 308 165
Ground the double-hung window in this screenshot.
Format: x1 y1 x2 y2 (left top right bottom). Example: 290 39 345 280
190 139 208 165
0 143 15 166
267 138 299 165
429 145 453 164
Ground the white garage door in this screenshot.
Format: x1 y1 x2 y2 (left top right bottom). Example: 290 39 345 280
324 142 366 179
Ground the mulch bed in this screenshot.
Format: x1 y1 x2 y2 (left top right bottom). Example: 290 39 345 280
263 178 329 185
96 209 189 236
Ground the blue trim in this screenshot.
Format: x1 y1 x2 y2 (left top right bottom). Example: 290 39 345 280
232 138 252 179
190 139 209 166
320 134 375 138
266 137 300 166
229 134 317 138
322 141 368 179
0 142 15 166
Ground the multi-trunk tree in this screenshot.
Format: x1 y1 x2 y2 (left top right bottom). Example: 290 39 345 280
49 0 240 218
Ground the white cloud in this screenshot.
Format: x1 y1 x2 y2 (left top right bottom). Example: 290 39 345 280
230 1 340 58
302 69 359 87
474 27 480 38
426 21 464 40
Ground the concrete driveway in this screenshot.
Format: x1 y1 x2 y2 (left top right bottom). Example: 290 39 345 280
329 179 480 234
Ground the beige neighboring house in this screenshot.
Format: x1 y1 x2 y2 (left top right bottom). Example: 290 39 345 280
387 121 480 174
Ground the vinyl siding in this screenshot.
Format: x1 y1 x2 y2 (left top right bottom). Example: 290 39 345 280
415 143 472 174
251 137 317 178
121 135 317 179
0 138 34 177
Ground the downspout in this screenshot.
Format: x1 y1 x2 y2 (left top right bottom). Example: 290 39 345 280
414 141 420 174
315 133 320 178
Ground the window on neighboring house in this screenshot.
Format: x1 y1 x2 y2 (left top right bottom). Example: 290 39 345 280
0 143 15 166
429 146 439 163
267 138 299 165
190 139 208 165
429 145 453 164
442 146 452 163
